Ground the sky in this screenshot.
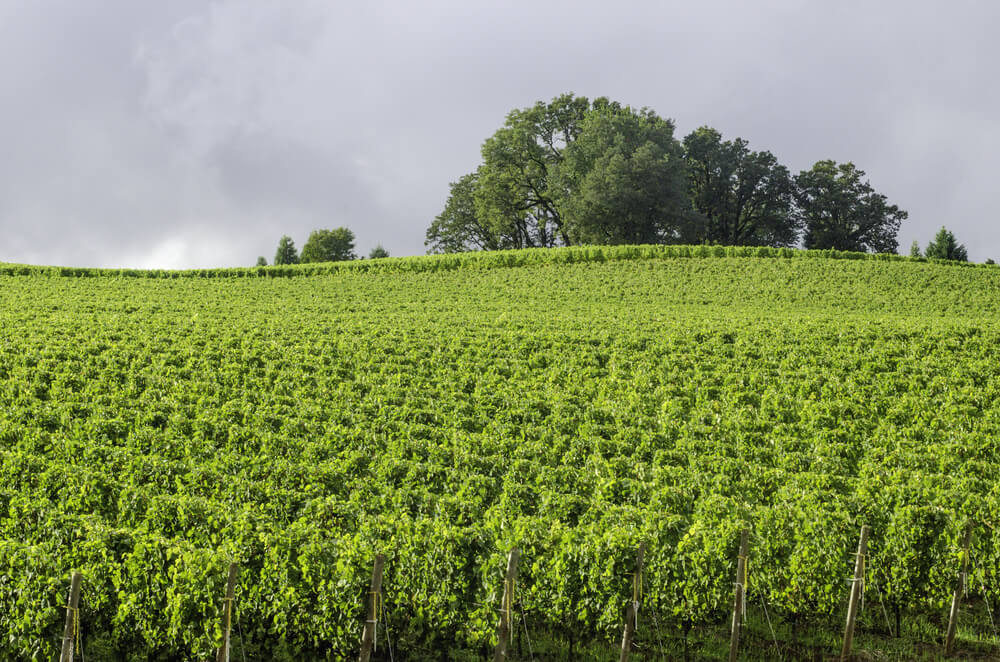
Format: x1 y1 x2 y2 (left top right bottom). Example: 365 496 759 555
1 0 998 268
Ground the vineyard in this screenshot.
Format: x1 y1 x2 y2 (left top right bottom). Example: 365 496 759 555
2 246 1000 661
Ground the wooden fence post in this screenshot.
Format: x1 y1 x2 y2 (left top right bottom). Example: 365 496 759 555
945 523 974 656
729 530 750 662
619 542 647 662
59 571 82 662
493 548 520 662
215 563 238 662
359 554 386 662
841 525 870 662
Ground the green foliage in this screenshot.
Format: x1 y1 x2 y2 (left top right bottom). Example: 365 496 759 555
300 228 356 263
555 105 691 244
2 250 1000 657
1 243 993 281
436 94 693 251
924 226 968 261
367 245 389 259
432 94 909 258
273 236 299 265
425 171 506 253
474 93 591 248
796 160 907 253
909 240 922 258
256 256 268 267
1 243 995 281
683 126 798 247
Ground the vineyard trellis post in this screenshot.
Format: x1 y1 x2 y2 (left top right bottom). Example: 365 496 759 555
619 542 647 662
216 562 239 662
841 524 870 662
59 571 82 662
728 529 750 662
493 548 520 662
945 522 973 656
359 553 385 662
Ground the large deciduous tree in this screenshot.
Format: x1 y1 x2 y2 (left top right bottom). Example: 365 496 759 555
683 127 797 246
924 226 968 261
795 160 906 253
473 93 592 248
428 94 694 251
274 235 299 265
300 227 356 263
425 171 513 253
554 105 692 244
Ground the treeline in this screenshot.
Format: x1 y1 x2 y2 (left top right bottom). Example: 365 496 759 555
426 93 908 254
258 228 389 266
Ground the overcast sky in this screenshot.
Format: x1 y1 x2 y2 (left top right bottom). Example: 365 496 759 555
1 1 997 268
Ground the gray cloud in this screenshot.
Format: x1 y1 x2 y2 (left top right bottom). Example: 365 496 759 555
0 0 997 267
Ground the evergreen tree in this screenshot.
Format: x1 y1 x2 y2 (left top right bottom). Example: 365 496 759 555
924 226 968 261
274 236 299 265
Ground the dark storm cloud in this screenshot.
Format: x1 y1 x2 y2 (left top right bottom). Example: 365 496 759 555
0 0 997 267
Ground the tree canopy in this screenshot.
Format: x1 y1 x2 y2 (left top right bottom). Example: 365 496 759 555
426 172 511 253
429 94 696 252
473 93 592 249
274 235 299 265
683 127 797 247
301 228 356 263
426 93 908 256
924 226 968 261
555 105 692 245
795 161 906 254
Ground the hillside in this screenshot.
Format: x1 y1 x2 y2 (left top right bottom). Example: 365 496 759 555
1 248 999 661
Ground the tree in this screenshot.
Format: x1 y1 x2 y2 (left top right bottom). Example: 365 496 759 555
256 256 268 266
795 161 906 253
274 236 299 265
924 226 968 261
554 104 693 244
300 228 356 263
682 127 797 246
474 93 593 248
987 259 996 265
425 171 514 253
430 93 701 252
368 245 389 259
909 241 922 258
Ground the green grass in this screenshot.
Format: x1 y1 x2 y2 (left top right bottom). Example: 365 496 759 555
1 249 1000 660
